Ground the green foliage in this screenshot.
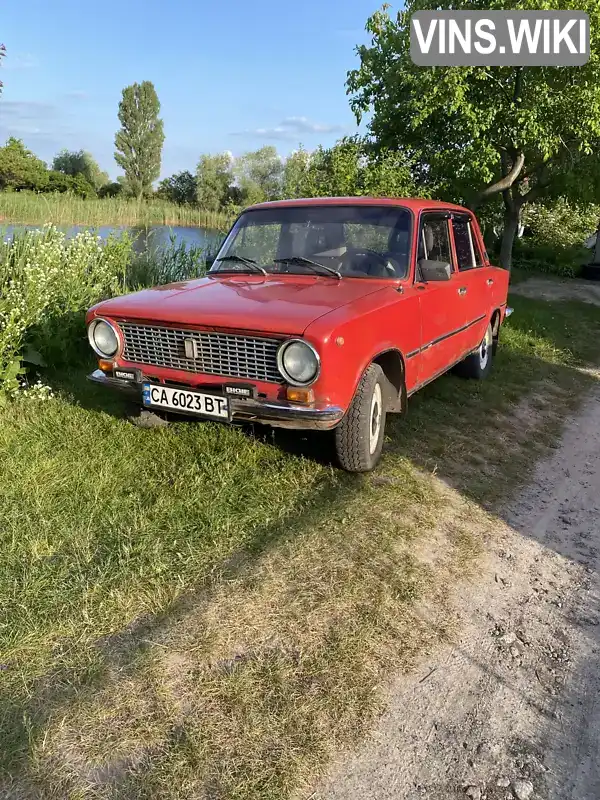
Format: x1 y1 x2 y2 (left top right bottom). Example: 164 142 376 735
297 137 417 199
0 227 132 397
0 138 48 191
235 146 283 204
283 147 311 198
196 153 234 211
522 199 600 249
52 149 109 190
348 0 600 268
0 191 233 229
511 198 600 277
157 170 197 205
511 239 589 278
125 236 216 288
114 81 165 199
97 181 123 198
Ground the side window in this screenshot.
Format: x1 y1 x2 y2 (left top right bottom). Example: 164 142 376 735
452 218 478 271
471 223 484 266
419 217 451 264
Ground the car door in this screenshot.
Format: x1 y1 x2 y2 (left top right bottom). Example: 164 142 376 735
415 212 467 386
449 213 490 352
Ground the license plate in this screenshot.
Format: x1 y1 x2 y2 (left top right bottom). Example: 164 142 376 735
142 383 229 419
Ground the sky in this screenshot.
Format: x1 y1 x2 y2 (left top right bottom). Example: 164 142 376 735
0 0 380 180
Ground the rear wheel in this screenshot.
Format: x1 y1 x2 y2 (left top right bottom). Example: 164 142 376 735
455 322 494 380
334 364 387 472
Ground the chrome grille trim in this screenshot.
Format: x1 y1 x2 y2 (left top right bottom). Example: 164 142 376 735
120 323 282 383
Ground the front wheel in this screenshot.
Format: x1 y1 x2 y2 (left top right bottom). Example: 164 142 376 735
334 364 387 472
455 322 494 379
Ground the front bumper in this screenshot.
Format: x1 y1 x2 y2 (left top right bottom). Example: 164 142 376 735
87 369 344 431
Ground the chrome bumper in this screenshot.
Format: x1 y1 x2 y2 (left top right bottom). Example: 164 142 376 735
87 369 344 431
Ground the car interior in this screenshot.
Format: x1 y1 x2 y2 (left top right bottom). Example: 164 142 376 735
286 221 411 278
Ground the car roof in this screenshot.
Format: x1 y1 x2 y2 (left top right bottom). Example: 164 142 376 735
248 197 472 213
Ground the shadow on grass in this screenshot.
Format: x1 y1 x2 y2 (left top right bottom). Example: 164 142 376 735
4 295 600 797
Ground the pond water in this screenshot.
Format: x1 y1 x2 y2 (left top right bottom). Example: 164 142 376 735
3 224 224 256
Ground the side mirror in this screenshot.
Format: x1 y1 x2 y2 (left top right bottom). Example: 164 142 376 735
205 255 216 270
419 259 452 282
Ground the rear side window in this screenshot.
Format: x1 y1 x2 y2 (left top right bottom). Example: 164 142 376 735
419 218 451 264
452 218 483 270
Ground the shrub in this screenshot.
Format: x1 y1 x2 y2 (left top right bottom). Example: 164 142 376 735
0 226 132 398
512 199 600 277
511 239 590 278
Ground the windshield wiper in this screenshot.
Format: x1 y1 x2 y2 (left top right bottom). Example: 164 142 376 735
214 255 268 275
274 256 342 279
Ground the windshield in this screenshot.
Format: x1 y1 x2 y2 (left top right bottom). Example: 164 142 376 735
210 204 412 279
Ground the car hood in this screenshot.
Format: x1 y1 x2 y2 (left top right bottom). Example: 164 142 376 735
89 274 387 335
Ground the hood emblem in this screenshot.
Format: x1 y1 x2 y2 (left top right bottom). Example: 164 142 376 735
183 338 199 359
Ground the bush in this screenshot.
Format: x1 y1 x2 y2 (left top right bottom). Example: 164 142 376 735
512 199 600 277
511 239 590 278
0 226 132 398
0 228 220 398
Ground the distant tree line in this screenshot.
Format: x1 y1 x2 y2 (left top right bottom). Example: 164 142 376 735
155 138 418 211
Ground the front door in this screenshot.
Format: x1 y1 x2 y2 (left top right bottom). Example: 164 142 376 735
416 212 468 386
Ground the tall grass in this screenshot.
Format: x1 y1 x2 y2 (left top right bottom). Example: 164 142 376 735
0 191 235 230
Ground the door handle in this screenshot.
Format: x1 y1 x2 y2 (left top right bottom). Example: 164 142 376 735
458 287 467 295
486 278 494 286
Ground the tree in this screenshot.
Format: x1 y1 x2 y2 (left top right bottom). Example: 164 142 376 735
0 137 48 191
114 81 164 200
53 149 109 190
296 137 417 199
283 147 311 198
235 146 283 204
196 153 233 211
157 170 197 204
348 0 600 269
98 181 123 198
46 170 96 197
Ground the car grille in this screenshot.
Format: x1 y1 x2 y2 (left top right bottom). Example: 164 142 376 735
120 323 283 383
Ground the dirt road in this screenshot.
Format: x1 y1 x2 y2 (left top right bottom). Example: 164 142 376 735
315 382 600 800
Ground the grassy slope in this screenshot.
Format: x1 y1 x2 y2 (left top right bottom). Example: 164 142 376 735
0 193 233 230
0 295 599 798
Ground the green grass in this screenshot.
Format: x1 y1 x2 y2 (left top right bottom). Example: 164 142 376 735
0 295 599 798
0 192 234 230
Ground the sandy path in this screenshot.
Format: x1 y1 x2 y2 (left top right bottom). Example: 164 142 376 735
314 384 600 800
510 276 600 307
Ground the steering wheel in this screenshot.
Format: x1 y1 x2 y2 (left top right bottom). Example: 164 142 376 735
342 247 396 277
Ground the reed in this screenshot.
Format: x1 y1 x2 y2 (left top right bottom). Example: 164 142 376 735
0 192 235 231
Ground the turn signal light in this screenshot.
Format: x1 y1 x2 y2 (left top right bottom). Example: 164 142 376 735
98 359 113 372
286 387 314 404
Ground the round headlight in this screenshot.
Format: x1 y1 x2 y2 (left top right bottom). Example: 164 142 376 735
277 339 320 386
88 319 119 358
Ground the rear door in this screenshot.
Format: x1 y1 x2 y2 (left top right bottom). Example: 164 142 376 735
416 212 467 385
450 213 490 352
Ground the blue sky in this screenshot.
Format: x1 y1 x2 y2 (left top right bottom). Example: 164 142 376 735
0 0 379 180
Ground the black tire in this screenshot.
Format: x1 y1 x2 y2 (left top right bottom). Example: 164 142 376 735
455 322 494 380
334 364 387 473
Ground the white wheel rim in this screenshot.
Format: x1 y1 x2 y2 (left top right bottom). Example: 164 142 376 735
479 327 492 369
369 383 383 455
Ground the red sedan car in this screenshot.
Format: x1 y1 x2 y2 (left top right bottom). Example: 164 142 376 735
86 197 511 472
